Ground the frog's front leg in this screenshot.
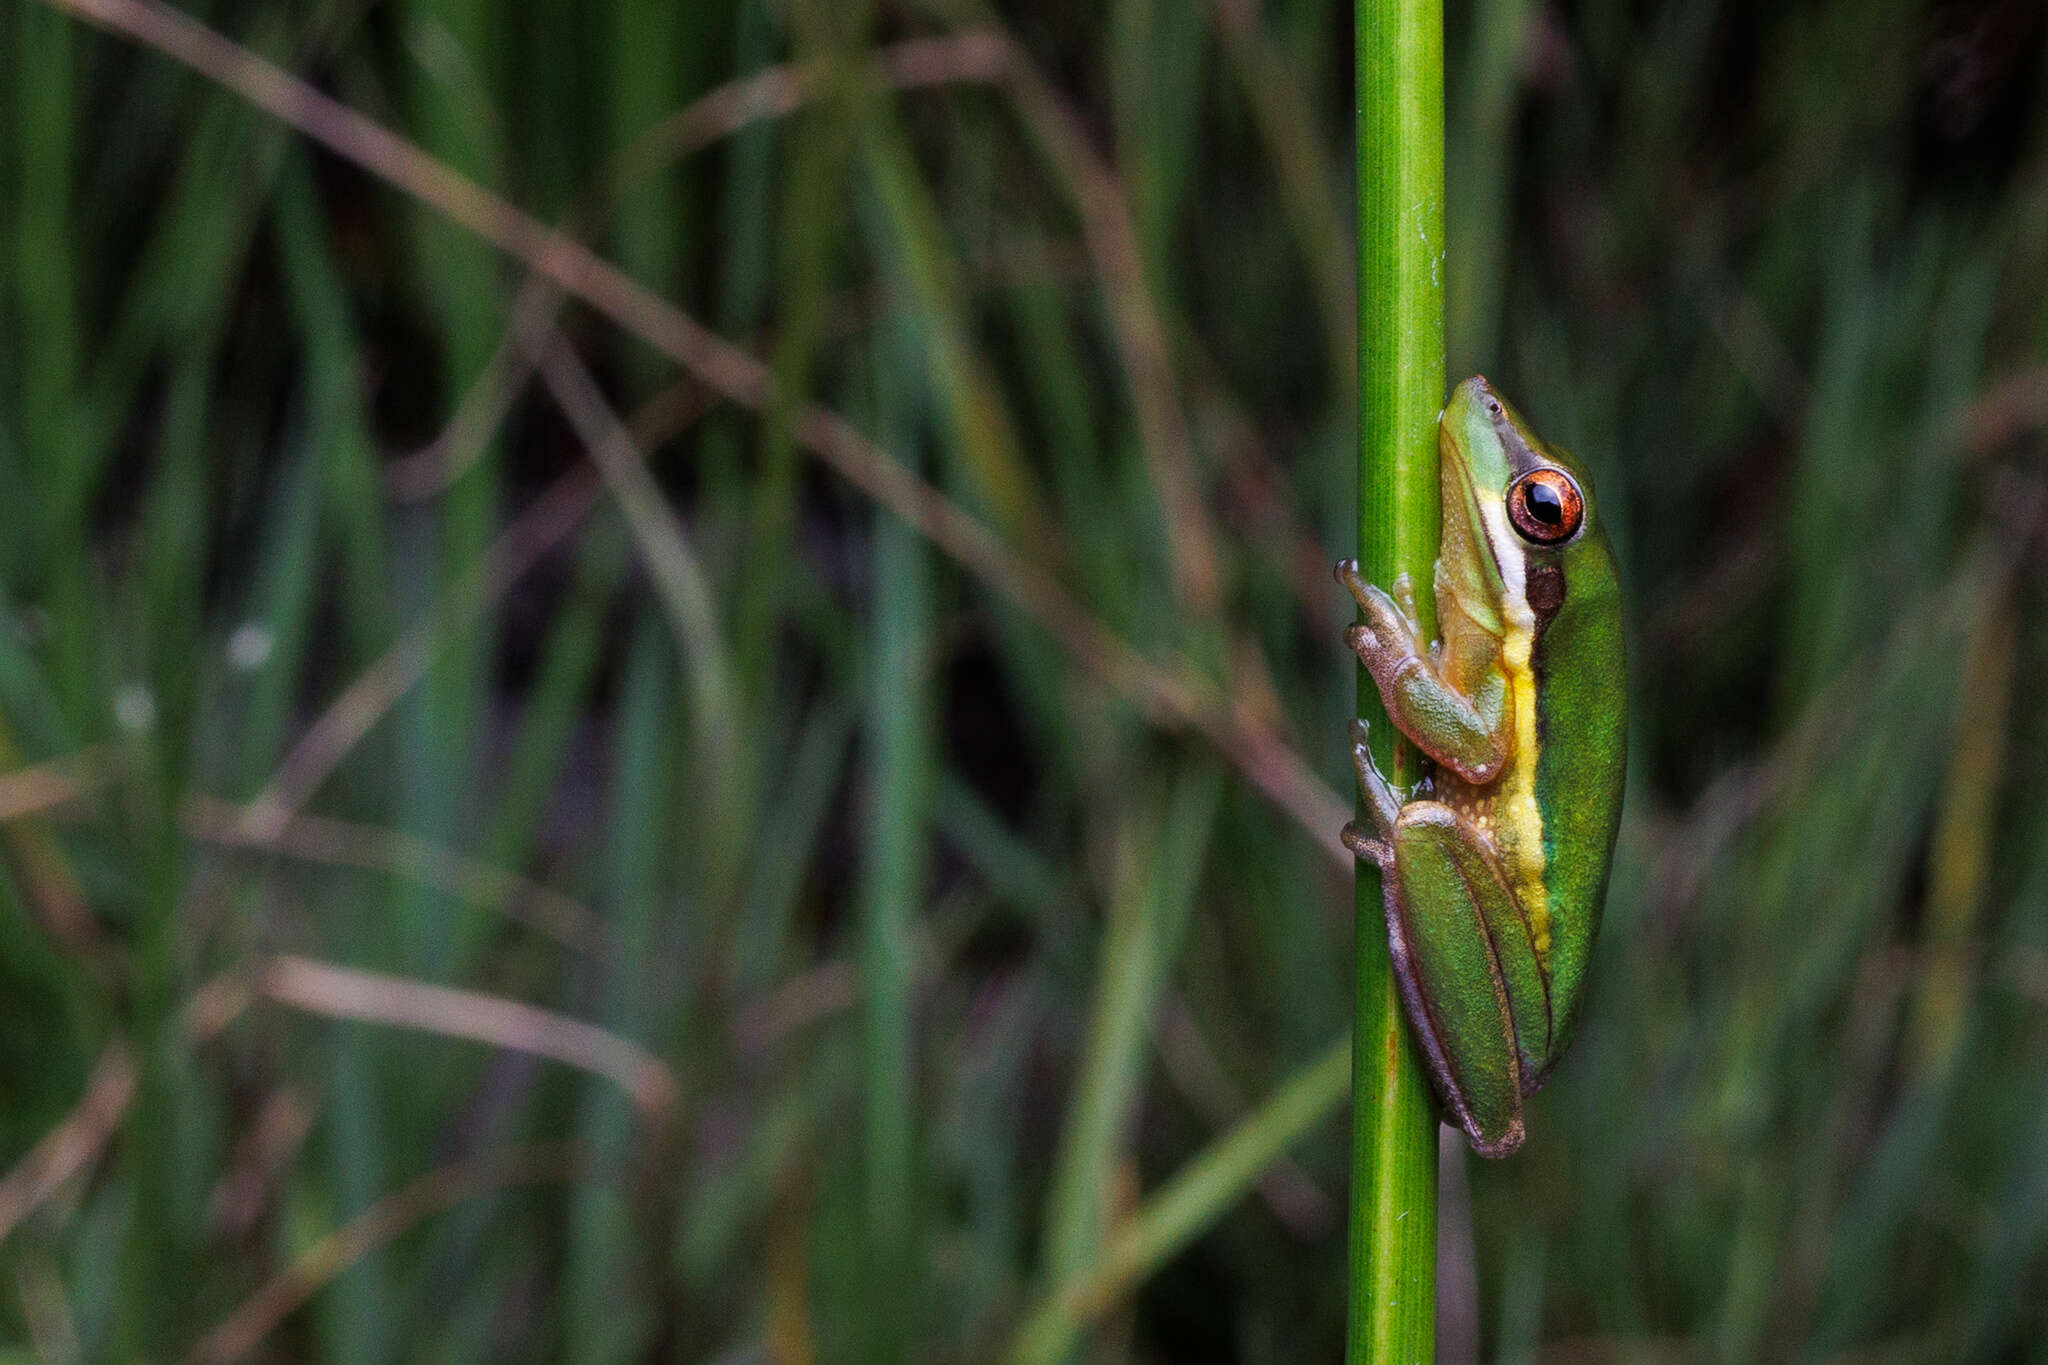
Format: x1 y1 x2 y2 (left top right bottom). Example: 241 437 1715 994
1335 559 1508 783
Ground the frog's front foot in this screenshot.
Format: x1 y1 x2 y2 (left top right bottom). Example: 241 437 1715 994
1337 560 1427 657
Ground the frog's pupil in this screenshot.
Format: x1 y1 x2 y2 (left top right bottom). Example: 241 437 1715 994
1524 481 1564 524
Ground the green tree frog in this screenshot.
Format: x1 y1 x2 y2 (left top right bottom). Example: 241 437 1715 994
1338 376 1626 1157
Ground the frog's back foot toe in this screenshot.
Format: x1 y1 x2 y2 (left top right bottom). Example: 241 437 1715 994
1341 822 1390 867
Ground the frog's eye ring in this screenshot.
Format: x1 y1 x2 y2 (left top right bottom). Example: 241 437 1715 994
1506 468 1584 544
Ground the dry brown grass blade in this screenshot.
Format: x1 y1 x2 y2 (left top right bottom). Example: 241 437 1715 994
0 763 610 957
388 33 1010 500
0 750 104 822
765 1165 819 1365
384 275 569 499
232 464 601 844
0 734 117 965
986 37 1225 616
1961 365 2048 454
39 0 1350 864
181 1144 582 1365
15 1250 85 1363
729 960 860 1056
523 326 738 762
604 31 1013 201
184 796 610 957
0 1040 139 1244
207 1087 315 1240
257 955 681 1125
1208 0 1354 376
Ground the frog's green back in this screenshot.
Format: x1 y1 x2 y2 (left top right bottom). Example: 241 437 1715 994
1530 523 1627 1077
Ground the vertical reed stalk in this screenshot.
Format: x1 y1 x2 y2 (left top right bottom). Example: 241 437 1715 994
1347 0 1444 1360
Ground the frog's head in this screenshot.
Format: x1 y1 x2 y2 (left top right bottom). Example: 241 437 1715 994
1436 375 1608 640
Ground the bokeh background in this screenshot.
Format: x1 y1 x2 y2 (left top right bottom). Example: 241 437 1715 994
3 0 2048 1359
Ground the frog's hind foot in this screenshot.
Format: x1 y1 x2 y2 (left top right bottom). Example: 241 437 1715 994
1347 717 1403 839
1341 821 1391 868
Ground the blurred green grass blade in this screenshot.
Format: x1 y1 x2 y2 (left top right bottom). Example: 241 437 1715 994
66 1173 130 1360
0 812 99 1132
10 0 96 730
211 401 322 799
1211 0 1353 385
1812 592 2015 1343
932 772 1064 918
482 521 626 872
62 13 299 1348
0 605 77 758
734 1 861 705
604 0 688 305
136 347 214 784
1963 1053 2048 1356
677 1076 831 1292
1003 261 1104 523
75 13 299 505
860 108 1050 551
858 315 937 1360
318 1026 398 1365
696 0 781 514
565 609 674 1364
1109 0 1205 295
1012 1032 1351 1365
532 345 740 892
735 697 853 993
1445 0 1535 375
1042 762 1222 1292
271 151 394 662
933 970 1041 1341
12 1 80 537
396 0 509 979
324 7 515 1346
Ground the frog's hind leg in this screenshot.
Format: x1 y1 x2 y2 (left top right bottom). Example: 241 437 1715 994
1382 803 1543 1157
1342 718 1402 868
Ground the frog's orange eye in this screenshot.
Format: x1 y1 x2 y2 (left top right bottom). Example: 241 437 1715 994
1506 468 1584 544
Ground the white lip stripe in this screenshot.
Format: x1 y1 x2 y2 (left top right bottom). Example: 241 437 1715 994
1475 498 1526 609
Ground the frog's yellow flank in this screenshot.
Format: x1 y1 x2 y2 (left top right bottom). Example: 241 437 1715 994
1498 614 1551 962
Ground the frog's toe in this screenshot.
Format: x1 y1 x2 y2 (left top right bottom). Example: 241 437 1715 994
1341 822 1390 866
1348 717 1371 747
1389 573 1422 623
1335 559 1372 609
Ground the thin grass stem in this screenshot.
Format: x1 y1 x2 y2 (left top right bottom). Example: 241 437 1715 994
1348 0 1445 1358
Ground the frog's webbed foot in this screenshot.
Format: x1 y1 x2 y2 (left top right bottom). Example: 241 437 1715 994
1344 718 1403 866
1392 572 1448 667
1388 572 1423 634
1341 822 1390 867
1336 561 1428 664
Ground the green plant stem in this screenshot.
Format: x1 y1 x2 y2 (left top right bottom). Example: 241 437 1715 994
1348 0 1444 1361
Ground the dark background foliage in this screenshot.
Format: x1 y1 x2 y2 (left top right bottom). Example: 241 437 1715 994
2 0 2047 1359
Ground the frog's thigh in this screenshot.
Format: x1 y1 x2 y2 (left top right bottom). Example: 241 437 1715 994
1386 803 1536 1156
1420 805 1552 1070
